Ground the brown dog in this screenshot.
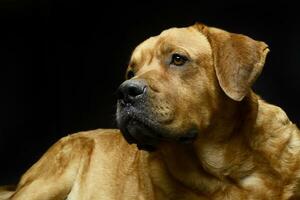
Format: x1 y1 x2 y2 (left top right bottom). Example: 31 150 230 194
1 23 300 200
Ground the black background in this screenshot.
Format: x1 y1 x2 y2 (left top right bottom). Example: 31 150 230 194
0 1 299 184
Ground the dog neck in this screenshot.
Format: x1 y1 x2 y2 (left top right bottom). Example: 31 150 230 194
149 92 259 196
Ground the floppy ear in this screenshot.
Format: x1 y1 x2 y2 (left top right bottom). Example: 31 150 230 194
196 23 269 101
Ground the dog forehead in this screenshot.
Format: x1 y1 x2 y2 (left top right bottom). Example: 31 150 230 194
131 26 212 62
159 27 211 51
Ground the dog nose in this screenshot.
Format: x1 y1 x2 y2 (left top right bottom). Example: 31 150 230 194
117 80 147 104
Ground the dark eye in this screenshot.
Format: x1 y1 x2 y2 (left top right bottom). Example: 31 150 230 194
170 54 188 66
127 70 135 79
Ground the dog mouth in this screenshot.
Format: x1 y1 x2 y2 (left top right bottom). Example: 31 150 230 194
117 98 180 151
117 113 199 152
116 98 163 151
116 100 199 151
120 114 163 151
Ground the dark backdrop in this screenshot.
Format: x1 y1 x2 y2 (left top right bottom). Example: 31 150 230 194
0 2 299 184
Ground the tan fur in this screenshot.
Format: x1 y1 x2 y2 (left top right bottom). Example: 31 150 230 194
2 24 300 200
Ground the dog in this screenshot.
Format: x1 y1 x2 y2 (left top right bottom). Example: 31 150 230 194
1 23 300 200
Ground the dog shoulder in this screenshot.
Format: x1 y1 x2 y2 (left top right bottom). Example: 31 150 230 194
21 128 131 179
254 99 300 182
66 128 137 153
256 99 293 130
18 128 137 181
254 99 300 152
12 129 137 200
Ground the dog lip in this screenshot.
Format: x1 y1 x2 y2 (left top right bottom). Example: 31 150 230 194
116 106 164 151
117 104 198 148
118 99 133 108
177 129 198 144
123 118 160 151
126 117 162 139
117 105 160 134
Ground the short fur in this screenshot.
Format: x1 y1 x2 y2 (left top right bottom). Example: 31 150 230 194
1 24 300 200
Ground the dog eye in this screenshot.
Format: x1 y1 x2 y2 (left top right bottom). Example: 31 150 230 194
171 54 188 66
127 70 135 79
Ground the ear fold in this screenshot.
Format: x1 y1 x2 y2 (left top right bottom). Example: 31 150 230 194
196 23 269 101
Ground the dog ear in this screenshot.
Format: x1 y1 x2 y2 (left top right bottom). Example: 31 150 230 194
195 23 269 101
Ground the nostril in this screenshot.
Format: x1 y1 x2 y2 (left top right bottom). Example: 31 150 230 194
117 80 147 104
127 85 145 98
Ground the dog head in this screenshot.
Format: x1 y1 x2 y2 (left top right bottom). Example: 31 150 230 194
116 24 269 151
